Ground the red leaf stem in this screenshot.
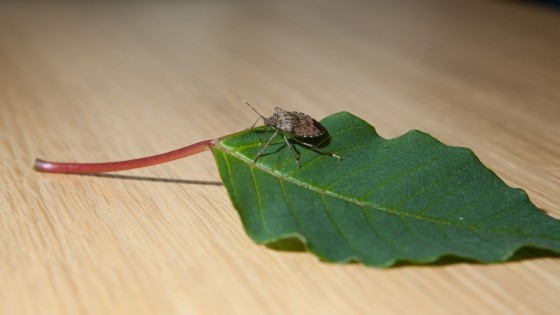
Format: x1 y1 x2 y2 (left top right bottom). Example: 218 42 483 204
34 139 215 174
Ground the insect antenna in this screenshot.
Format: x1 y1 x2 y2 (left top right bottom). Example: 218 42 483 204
238 97 265 128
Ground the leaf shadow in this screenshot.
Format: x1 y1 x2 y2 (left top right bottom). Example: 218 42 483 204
264 236 560 268
392 247 560 268
77 173 223 186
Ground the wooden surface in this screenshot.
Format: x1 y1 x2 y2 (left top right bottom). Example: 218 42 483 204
1 0 559 314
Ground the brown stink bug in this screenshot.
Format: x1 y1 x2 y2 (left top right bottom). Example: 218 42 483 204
240 98 341 167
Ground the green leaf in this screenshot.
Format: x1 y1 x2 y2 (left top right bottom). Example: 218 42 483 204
210 112 560 267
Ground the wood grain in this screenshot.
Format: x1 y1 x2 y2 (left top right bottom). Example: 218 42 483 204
1 1 559 314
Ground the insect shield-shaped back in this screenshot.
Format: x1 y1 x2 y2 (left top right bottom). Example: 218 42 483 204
264 107 325 138
239 99 340 168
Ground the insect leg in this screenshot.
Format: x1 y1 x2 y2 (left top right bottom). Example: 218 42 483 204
254 130 279 162
282 134 301 168
291 138 342 160
249 116 262 129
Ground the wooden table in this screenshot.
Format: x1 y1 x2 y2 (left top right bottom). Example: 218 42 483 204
1 1 559 314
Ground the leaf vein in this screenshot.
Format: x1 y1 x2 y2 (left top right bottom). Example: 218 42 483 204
249 165 269 236
393 159 476 209
358 150 448 202
417 164 486 216
319 197 370 260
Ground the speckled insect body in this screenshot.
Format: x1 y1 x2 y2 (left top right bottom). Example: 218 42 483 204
264 107 324 138
240 98 341 168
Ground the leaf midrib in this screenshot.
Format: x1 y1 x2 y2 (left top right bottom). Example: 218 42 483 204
213 143 555 240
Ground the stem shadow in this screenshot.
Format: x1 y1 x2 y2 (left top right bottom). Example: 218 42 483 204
78 173 223 186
